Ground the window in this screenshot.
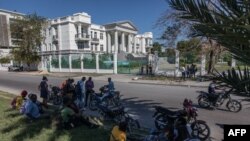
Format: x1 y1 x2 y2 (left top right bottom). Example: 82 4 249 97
100 45 104 51
94 32 97 38
49 43 52 51
91 44 94 51
100 33 103 40
91 31 93 38
78 42 84 49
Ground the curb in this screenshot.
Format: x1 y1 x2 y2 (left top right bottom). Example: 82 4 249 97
129 81 208 88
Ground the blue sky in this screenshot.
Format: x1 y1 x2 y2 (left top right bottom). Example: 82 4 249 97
0 0 169 39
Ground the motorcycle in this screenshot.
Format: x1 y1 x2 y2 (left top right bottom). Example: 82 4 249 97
48 85 63 105
89 86 121 111
197 89 242 112
153 99 210 140
97 104 140 134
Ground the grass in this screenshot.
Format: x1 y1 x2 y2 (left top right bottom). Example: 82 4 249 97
0 91 110 141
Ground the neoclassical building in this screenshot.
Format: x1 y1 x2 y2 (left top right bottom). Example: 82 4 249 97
0 9 153 73
41 12 153 73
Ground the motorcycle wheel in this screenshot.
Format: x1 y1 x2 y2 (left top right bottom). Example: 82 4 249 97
53 96 62 105
89 99 98 111
226 100 242 113
198 96 210 108
191 120 210 140
154 114 168 130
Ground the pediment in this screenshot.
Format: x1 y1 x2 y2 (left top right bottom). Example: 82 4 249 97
117 21 138 31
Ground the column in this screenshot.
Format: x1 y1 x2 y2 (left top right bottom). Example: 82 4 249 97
133 36 136 53
41 56 44 70
107 33 111 53
154 51 159 73
231 58 236 68
49 55 52 72
58 25 62 50
122 33 125 52
96 53 99 73
175 50 180 77
201 53 206 76
114 31 118 53
78 24 82 38
128 34 132 53
69 54 72 72
59 54 62 72
113 52 118 74
81 54 84 72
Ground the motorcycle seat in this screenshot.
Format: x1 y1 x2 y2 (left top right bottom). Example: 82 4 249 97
155 106 179 116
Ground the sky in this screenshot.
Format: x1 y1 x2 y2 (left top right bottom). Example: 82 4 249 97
0 0 169 39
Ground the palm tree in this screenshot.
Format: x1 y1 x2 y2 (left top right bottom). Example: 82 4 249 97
165 0 250 95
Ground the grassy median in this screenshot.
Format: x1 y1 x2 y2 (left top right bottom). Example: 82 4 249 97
0 91 109 141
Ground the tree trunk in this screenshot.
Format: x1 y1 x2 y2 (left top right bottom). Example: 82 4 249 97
208 50 215 74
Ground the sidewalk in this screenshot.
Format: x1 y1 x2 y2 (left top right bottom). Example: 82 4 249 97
18 71 210 88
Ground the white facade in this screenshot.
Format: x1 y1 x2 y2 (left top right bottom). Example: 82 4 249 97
42 12 153 55
0 9 153 73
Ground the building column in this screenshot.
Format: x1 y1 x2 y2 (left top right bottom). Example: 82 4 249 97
96 53 99 73
78 24 82 38
114 31 118 53
69 54 72 72
128 34 132 53
175 50 180 77
153 51 159 74
122 33 125 52
41 56 44 70
133 36 136 53
231 58 236 68
113 52 118 74
201 53 206 76
107 33 111 53
58 25 62 50
49 55 52 72
81 54 84 72
59 54 62 72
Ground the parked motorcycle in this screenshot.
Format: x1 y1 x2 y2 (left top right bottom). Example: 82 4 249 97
197 89 242 112
97 105 140 134
89 86 121 111
48 86 63 105
153 100 210 140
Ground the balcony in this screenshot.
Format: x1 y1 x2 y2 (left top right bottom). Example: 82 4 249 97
91 38 99 44
146 44 153 48
75 33 90 41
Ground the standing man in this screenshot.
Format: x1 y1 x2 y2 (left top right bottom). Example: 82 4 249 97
38 76 49 108
76 77 86 108
85 77 94 107
107 77 115 92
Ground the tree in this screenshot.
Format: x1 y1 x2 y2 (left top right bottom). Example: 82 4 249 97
151 42 164 56
10 13 46 70
165 0 250 96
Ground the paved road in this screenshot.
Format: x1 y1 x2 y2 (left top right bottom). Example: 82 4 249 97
0 71 250 141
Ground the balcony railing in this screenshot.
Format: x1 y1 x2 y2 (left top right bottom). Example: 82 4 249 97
91 38 99 44
75 33 90 41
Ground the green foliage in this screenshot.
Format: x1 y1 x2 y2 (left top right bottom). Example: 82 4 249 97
213 67 250 97
10 13 46 67
151 42 168 57
0 56 11 64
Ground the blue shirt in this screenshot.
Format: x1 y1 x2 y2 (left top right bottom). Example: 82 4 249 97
25 99 40 118
108 81 115 92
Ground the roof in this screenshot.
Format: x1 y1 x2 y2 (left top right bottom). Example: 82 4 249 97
0 9 25 16
103 20 138 31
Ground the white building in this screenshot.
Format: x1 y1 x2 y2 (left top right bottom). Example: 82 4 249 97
41 12 153 73
0 9 153 73
0 9 24 70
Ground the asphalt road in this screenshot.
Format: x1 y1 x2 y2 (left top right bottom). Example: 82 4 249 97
0 71 250 141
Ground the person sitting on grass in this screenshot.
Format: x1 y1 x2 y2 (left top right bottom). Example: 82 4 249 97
11 90 28 109
110 121 127 141
24 94 41 120
60 96 100 130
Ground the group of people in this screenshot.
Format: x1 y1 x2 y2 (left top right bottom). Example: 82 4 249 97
181 64 198 80
10 75 127 141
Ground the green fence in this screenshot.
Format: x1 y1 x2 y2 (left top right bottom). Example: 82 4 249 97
61 55 69 68
83 53 96 69
117 59 148 74
72 54 81 69
51 55 59 68
99 54 113 70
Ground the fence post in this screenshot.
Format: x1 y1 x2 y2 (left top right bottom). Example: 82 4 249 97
175 50 180 77
113 52 117 74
